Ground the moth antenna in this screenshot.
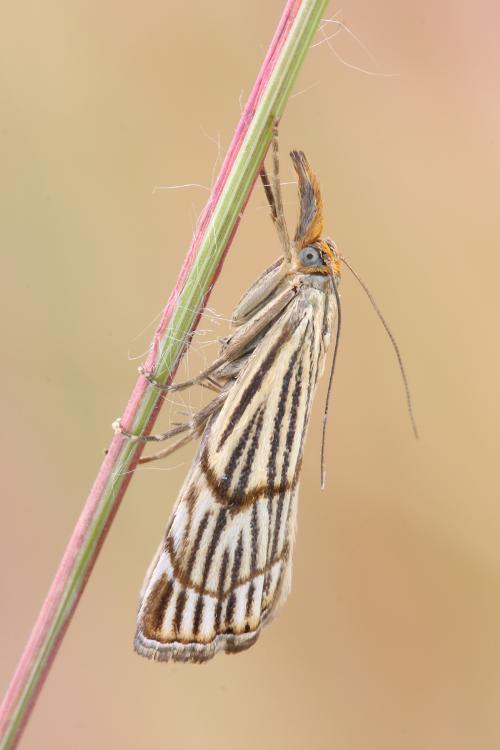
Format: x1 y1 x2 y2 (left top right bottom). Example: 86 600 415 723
320 278 342 490
340 254 418 440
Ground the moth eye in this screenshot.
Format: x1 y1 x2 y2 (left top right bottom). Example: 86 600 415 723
299 246 322 267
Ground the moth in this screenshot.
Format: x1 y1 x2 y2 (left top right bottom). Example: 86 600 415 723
117 134 349 662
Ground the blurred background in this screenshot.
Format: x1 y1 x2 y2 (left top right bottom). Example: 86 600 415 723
2 1 500 748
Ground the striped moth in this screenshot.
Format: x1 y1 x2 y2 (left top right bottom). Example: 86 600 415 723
118 133 343 662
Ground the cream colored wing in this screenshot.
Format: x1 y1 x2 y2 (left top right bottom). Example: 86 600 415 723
134 289 333 662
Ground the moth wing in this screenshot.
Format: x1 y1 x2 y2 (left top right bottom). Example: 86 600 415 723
135 293 327 662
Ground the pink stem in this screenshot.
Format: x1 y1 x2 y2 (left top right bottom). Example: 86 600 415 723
0 1 302 747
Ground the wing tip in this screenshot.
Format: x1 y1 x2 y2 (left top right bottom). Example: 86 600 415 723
133 628 260 664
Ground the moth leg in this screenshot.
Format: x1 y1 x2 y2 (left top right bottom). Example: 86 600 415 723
203 375 224 392
138 422 205 464
259 165 279 228
139 359 230 394
138 433 196 465
113 389 227 444
260 123 291 261
139 284 296 394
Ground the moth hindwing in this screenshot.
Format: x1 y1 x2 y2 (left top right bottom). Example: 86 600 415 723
133 142 341 662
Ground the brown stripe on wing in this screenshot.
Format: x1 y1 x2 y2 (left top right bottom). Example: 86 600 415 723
179 485 199 556
200 447 300 510
250 501 259 574
184 510 210 578
224 530 244 630
263 338 304 595
282 318 321 536
245 581 255 619
141 575 174 640
231 406 265 504
245 501 260 619
201 509 228 588
188 510 211 636
266 339 304 490
271 359 303 562
261 319 319 610
173 589 187 636
294 314 322 475
263 496 273 599
192 593 204 637
214 549 230 632
216 322 298 452
218 405 264 500
261 358 307 614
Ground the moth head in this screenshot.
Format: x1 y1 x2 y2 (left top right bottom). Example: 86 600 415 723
289 150 341 279
297 239 341 278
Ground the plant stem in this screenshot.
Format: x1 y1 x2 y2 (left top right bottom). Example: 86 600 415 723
0 1 328 747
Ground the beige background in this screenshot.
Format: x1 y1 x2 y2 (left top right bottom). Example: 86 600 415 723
2 1 500 748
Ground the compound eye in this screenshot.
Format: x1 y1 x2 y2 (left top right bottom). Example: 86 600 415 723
299 246 322 267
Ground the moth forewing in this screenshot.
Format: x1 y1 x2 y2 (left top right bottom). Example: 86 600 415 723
133 147 341 662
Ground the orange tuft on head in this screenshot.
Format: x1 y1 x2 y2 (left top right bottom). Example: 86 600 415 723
319 240 341 276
